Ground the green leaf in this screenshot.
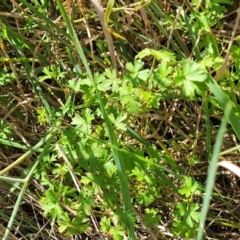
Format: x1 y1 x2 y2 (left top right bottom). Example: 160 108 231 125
81 175 92 185
153 61 173 89
126 60 144 73
174 59 208 97
151 50 176 62
68 78 82 93
96 73 112 92
104 160 117 176
136 48 176 62
71 108 94 134
172 202 200 229
137 189 155 206
182 59 208 82
131 167 143 180
189 203 201 223
105 68 121 92
100 216 111 232
0 71 15 86
125 60 150 87
178 177 200 198
135 48 152 59
120 88 141 114
58 224 68 233
182 79 197 97
109 113 127 131
110 226 125 240
40 188 64 218
71 217 89 234
91 142 107 158
143 208 161 228
0 120 12 139
52 163 69 176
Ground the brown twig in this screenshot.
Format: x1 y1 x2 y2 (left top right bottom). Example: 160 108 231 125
214 7 240 81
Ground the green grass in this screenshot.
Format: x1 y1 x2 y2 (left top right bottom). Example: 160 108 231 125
0 0 240 239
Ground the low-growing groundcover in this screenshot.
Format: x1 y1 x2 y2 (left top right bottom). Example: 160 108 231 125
1 0 240 239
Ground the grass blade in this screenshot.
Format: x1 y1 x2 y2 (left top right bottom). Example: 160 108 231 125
205 76 240 139
197 102 232 240
180 8 201 61
2 132 55 240
0 129 55 176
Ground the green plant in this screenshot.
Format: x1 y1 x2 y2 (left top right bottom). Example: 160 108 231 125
0 120 12 139
172 202 200 238
171 177 201 238
1 0 240 239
